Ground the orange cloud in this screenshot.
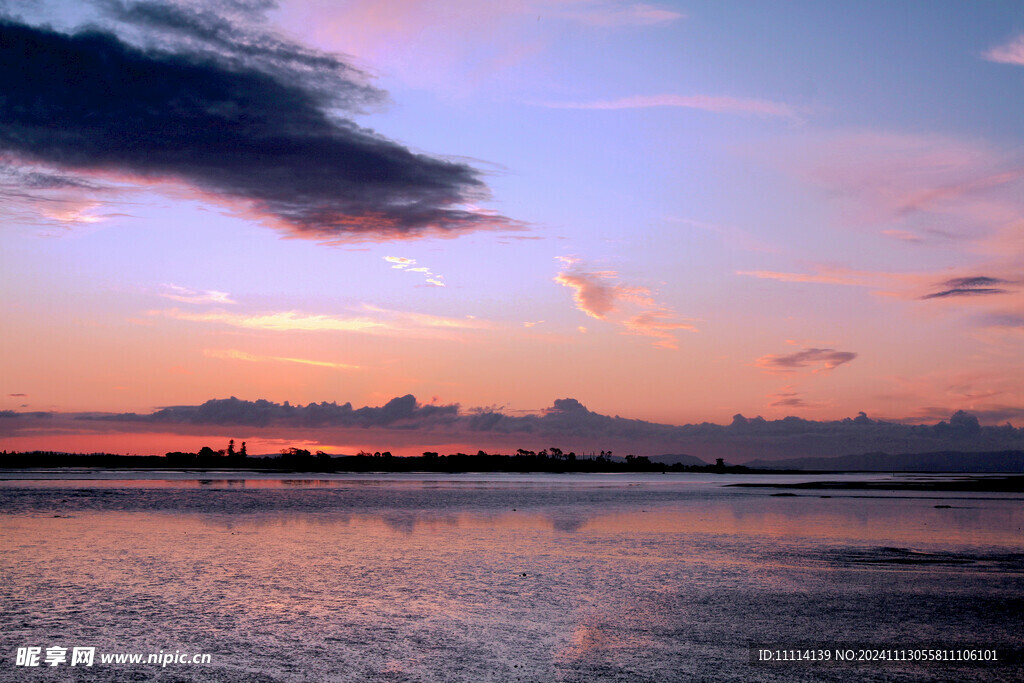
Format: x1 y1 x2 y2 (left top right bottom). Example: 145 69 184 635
554 257 694 348
153 305 491 337
553 270 623 319
38 200 104 224
159 309 384 333
622 309 696 350
204 349 360 370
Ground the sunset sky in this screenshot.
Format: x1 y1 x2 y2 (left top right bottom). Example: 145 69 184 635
2 0 1023 456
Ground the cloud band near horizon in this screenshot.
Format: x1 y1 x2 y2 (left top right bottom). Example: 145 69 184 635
5 395 1023 461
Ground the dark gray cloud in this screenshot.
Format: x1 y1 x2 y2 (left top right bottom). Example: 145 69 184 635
0 164 105 204
922 276 1011 300
923 288 1007 299
99 395 460 428
0 410 51 419
97 0 381 112
769 392 806 408
757 348 857 372
0 2 515 240
945 276 1008 288
71 395 1024 461
978 313 1024 328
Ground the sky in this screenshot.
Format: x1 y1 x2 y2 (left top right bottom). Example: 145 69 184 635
1 0 1023 458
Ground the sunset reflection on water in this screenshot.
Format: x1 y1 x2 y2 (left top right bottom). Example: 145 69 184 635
1 475 1021 681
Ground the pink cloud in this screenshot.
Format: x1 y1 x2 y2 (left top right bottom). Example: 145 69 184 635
556 2 684 26
880 229 925 243
554 257 694 348
553 270 623 319
773 132 1024 252
541 94 799 119
739 265 1022 305
984 35 1024 66
622 309 696 350
873 370 1024 425
0 160 136 230
275 0 681 96
736 266 884 288
894 169 1024 218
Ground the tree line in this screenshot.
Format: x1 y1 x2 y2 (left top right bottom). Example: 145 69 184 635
0 443 753 473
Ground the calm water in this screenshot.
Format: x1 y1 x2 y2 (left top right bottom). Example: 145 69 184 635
0 472 1021 681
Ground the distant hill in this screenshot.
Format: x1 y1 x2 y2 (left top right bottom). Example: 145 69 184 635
649 454 708 467
745 450 1024 473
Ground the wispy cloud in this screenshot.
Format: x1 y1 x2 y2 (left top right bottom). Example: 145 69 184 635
768 388 807 408
740 267 1021 303
622 310 695 349
742 265 1024 343
0 162 131 228
274 0 680 100
774 132 1024 252
875 369 1024 425
384 256 445 287
737 266 885 288
38 200 104 224
756 347 857 374
554 3 684 26
984 34 1024 66
159 284 235 305
671 217 779 253
880 229 925 243
554 256 694 348
203 349 359 370
921 276 1011 300
154 305 491 337
540 94 800 119
160 309 384 333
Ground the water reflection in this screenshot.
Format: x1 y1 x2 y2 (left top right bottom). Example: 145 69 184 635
1 477 1022 680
